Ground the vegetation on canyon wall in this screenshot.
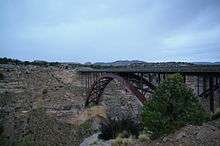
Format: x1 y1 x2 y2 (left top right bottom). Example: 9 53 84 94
1 106 95 146
141 74 210 139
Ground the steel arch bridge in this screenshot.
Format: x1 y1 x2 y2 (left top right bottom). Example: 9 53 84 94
78 65 220 112
84 73 156 107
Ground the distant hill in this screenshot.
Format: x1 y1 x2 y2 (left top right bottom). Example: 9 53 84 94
93 60 195 68
1 57 219 68
93 60 220 67
192 62 220 65
93 60 146 66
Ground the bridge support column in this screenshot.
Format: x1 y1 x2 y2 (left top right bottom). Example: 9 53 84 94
140 73 144 94
218 77 220 107
163 74 166 80
203 76 207 93
209 77 214 113
183 74 186 83
158 73 161 84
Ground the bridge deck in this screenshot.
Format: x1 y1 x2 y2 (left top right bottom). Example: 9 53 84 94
77 65 220 74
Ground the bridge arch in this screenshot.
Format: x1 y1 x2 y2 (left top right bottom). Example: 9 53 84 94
85 73 155 107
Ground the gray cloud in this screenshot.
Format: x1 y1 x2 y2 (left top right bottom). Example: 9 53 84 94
0 0 220 62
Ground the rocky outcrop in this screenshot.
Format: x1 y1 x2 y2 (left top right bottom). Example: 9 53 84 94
148 122 220 146
69 106 107 126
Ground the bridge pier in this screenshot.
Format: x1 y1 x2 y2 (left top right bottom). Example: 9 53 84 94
209 77 214 112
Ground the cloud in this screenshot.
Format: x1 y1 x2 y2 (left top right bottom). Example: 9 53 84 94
0 0 220 62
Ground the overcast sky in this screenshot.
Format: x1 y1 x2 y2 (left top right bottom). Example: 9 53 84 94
0 0 220 63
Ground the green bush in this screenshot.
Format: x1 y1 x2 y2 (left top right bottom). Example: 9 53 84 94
141 74 210 139
98 116 142 140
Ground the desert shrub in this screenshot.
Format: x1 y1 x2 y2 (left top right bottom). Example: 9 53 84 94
0 92 15 146
0 136 10 146
14 135 37 146
42 89 47 94
141 74 210 139
138 133 150 143
112 137 133 146
98 116 142 140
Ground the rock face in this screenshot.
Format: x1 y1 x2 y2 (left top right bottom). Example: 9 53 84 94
0 64 87 144
101 84 143 122
70 106 107 126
